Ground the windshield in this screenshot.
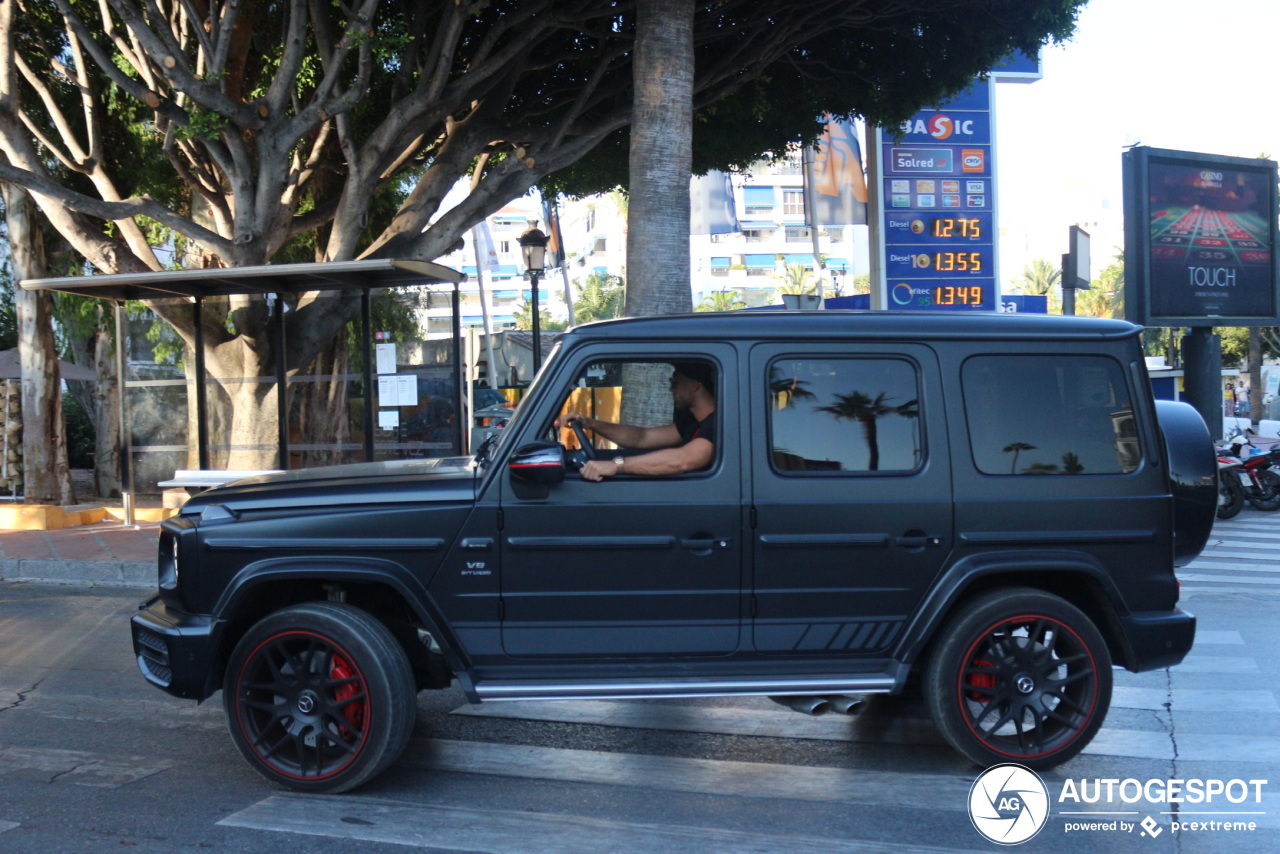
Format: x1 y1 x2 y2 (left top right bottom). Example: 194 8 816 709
475 340 560 468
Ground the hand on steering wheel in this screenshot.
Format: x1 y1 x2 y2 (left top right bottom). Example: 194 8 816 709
571 420 597 461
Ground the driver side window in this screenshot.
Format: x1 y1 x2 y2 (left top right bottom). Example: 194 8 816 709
552 358 717 467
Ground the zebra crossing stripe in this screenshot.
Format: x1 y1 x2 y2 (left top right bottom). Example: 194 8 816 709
219 792 990 854
401 737 971 809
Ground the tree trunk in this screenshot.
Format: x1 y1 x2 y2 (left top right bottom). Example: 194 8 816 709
2 183 74 504
93 313 121 497
621 0 695 427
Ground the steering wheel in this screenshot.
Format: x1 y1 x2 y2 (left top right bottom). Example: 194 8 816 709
571 421 597 462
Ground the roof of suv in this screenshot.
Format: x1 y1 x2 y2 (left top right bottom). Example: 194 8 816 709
568 310 1141 342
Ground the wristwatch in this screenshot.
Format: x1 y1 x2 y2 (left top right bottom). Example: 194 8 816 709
613 456 625 473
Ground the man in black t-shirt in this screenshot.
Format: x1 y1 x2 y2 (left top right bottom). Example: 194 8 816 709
563 361 716 482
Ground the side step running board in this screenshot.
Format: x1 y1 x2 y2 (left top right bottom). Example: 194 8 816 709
473 675 897 702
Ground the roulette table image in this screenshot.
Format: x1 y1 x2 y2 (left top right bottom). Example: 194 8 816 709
1149 204 1271 267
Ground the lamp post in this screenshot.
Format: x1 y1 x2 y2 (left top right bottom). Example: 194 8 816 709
518 222 549 373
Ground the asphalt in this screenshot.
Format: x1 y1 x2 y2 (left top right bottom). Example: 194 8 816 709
0 517 160 587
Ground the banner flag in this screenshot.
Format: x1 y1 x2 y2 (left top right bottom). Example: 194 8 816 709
690 170 740 234
805 116 868 226
476 221 501 272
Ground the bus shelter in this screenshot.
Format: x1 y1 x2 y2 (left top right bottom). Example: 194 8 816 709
22 259 466 512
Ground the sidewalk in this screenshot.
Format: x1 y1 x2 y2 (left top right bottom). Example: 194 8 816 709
0 518 161 587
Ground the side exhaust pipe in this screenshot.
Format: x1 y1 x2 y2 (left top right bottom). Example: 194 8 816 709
826 694 865 715
769 695 832 716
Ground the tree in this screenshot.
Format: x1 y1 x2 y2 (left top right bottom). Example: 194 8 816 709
1002 441 1036 475
818 390 903 472
1015 259 1061 295
695 290 746 312
573 272 626 325
0 0 1086 468
774 264 818 296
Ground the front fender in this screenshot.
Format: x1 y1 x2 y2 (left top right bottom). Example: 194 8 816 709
212 555 469 674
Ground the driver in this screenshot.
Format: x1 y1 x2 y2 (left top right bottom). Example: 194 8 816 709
563 361 716 482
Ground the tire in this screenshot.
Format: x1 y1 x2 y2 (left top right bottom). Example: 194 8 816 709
1247 470 1280 511
1218 473 1245 519
924 588 1112 771
223 602 417 793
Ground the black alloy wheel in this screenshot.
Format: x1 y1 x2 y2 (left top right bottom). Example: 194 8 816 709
223 602 417 793
925 589 1112 770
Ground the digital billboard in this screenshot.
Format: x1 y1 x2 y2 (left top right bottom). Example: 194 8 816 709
1123 146 1279 326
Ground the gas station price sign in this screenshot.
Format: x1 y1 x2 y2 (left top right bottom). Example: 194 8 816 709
876 79 998 310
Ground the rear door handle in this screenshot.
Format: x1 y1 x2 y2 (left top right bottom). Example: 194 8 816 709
895 535 943 549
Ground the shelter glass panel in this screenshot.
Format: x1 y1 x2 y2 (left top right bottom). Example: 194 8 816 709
124 299 192 491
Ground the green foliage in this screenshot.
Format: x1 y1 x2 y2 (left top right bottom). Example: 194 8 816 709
573 272 626 324
62 391 96 469
774 264 817 295
0 262 16 351
514 299 564 332
1014 259 1061 295
695 290 747 312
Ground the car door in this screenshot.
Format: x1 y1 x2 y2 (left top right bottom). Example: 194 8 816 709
498 344 743 658
748 343 953 655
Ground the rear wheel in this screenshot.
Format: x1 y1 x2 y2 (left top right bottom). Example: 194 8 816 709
223 602 417 793
925 589 1111 770
1218 472 1245 519
1248 469 1280 511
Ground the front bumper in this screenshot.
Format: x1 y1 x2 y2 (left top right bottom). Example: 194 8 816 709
1119 607 1196 672
130 595 218 700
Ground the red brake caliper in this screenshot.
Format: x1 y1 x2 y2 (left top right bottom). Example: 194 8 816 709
967 659 996 701
330 654 366 735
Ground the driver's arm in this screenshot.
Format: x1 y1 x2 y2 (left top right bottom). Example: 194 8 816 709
562 411 681 450
580 437 713 482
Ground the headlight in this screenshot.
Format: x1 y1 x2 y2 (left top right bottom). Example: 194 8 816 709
158 535 179 590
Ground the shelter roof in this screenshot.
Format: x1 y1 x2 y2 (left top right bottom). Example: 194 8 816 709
20 259 464 302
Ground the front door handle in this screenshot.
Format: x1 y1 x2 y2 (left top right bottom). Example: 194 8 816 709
681 538 732 552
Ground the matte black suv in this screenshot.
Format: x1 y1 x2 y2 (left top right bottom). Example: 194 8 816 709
131 311 1215 792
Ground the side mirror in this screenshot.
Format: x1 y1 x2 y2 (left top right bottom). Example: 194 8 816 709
508 441 566 485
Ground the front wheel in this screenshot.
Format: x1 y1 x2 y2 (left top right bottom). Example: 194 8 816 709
1248 469 1280 511
1218 472 1245 519
223 602 417 793
924 589 1112 770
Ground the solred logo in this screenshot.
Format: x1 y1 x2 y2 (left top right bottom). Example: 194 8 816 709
929 115 955 139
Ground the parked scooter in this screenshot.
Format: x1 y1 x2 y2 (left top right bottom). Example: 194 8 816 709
1217 427 1280 512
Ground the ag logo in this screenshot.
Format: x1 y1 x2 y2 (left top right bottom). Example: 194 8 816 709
968 764 1049 845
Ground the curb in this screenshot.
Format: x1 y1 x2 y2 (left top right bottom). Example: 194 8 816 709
0 558 154 588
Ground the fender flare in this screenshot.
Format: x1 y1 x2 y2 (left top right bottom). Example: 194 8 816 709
210 555 470 674
892 549 1129 668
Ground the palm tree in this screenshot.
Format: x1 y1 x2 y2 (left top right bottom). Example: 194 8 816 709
574 272 626 324
1003 441 1037 474
819 390 896 471
774 263 818 296
768 365 816 410
1016 259 1060 295
695 290 746 312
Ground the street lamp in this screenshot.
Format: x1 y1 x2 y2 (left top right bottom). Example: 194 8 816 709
518 221 549 373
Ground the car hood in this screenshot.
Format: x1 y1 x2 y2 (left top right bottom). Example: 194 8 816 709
179 456 477 515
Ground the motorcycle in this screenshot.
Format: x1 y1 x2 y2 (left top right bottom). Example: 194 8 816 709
1217 428 1280 512
1215 454 1246 519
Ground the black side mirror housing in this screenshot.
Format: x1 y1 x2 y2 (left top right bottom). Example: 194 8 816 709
509 441 566 485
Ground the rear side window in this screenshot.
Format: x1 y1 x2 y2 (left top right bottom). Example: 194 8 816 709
963 355 1139 475
768 358 922 474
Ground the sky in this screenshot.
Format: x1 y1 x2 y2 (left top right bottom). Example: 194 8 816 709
994 0 1280 283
